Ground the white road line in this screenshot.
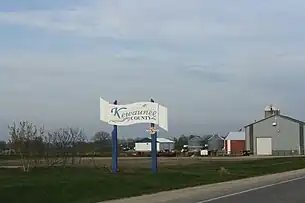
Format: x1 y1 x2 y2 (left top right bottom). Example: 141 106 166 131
196 176 305 203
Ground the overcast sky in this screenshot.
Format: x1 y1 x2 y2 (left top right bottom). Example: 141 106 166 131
1 0 305 140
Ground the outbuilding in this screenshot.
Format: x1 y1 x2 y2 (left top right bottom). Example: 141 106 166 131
134 137 174 152
245 114 305 156
188 135 204 152
207 134 224 152
224 132 245 155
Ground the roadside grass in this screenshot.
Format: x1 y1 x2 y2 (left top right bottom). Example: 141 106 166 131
0 157 305 203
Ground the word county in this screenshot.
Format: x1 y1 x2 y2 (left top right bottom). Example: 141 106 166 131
121 110 157 121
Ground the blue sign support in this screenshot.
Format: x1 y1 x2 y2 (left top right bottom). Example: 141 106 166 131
111 100 118 174
150 98 158 173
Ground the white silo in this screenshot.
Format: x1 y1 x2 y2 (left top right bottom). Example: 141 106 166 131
264 104 280 118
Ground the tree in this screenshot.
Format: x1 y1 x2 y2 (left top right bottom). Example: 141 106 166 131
92 131 111 142
173 134 189 150
8 121 44 172
67 128 86 164
0 141 6 151
44 127 86 167
92 131 112 152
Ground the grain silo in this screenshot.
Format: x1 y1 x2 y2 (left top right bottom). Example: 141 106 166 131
264 104 280 118
188 136 204 152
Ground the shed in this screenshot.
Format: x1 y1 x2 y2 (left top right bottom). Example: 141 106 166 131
207 134 224 151
224 132 245 155
134 137 174 152
245 114 305 156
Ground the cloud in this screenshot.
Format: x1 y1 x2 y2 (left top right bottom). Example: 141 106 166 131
1 0 305 48
0 0 276 46
184 65 233 83
1 1 305 138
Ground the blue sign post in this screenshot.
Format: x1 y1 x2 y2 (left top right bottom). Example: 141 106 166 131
111 100 118 174
150 98 158 173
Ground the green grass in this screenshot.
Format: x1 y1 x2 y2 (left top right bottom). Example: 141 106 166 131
1 157 305 203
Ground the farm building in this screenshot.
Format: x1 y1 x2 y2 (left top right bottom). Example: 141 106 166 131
245 105 305 156
134 137 174 152
207 134 224 151
188 136 204 152
224 132 245 155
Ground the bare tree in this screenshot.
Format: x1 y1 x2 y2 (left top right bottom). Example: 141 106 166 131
44 127 86 167
0 141 6 151
92 131 111 153
42 130 62 167
68 128 86 165
92 131 111 142
8 121 44 172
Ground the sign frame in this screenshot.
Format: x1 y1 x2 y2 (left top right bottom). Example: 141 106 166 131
100 97 168 174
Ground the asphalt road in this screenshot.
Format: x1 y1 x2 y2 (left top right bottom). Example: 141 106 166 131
101 169 305 203
184 176 305 203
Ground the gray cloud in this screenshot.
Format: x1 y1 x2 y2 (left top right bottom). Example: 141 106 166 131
185 65 233 83
1 1 305 139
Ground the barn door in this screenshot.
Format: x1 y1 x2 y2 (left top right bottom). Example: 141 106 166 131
256 137 272 155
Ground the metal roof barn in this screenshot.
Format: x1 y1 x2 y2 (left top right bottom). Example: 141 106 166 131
245 114 305 156
224 132 245 155
225 132 245 140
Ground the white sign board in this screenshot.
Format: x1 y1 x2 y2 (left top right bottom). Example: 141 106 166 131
100 98 168 131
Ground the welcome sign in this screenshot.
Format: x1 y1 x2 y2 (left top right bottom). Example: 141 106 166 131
100 98 168 131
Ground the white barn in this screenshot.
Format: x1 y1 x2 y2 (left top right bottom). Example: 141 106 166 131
134 137 174 152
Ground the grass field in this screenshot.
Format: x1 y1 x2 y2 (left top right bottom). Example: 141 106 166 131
1 157 305 203
0 155 298 168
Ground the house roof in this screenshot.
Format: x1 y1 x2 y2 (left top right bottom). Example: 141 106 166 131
157 138 174 143
136 137 174 143
244 114 305 128
225 132 245 140
207 134 224 141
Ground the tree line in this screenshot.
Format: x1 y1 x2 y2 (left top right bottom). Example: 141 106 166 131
0 121 138 172
0 129 198 155
0 120 202 172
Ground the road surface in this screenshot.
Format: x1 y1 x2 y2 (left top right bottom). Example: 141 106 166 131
173 176 305 203
101 169 305 203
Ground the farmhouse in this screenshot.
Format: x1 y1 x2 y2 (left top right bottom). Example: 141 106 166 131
134 137 174 152
224 132 245 155
245 105 305 156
